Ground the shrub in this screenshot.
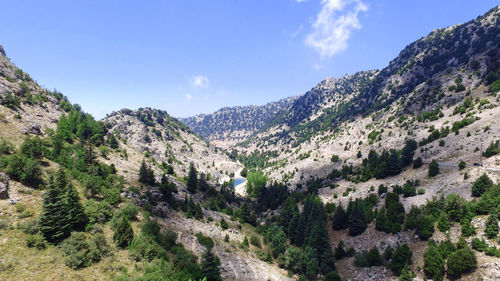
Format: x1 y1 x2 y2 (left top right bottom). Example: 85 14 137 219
60 232 110 269
196 232 214 249
446 248 476 278
250 234 261 248
220 219 228 230
413 157 422 169
458 160 466 170
113 216 134 248
84 199 113 226
471 238 488 252
129 234 167 261
18 218 38 234
25 234 46 250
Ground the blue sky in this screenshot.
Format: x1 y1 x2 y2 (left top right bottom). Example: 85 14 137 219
1 1 497 118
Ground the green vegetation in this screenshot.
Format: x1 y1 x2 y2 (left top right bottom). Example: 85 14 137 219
428 160 439 177
246 171 267 197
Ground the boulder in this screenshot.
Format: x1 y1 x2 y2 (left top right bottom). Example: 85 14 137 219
0 173 9 199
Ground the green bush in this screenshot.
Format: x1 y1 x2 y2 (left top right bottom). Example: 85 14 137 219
196 233 214 249
129 234 167 261
446 248 477 278
60 232 110 269
249 234 261 248
18 218 38 234
83 199 113 226
471 173 493 197
25 234 46 250
389 244 412 275
428 160 439 177
113 216 134 248
485 214 498 239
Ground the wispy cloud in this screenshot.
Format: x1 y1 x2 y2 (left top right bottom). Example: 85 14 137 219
185 93 192 101
291 24 304 38
190 75 210 88
305 0 367 57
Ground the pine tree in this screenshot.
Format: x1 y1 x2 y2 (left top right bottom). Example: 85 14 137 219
348 202 367 236
471 173 493 197
428 160 439 177
113 216 134 248
138 159 155 185
401 139 417 167
332 204 348 230
108 134 119 149
437 212 450 232
187 163 198 193
198 173 209 192
485 214 498 239
423 242 444 281
398 265 416 281
39 174 71 244
200 249 222 281
64 183 87 231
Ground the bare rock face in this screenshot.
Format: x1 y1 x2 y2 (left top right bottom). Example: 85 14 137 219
0 173 9 199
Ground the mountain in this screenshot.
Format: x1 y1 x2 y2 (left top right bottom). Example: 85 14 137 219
184 6 500 187
102 107 241 184
181 96 298 149
1 6 500 281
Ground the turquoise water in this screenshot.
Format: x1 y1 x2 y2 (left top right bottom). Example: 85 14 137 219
233 178 245 187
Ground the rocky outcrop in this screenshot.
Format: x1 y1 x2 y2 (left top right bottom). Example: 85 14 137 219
0 173 9 199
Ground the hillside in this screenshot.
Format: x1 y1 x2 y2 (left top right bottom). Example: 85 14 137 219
0 45 290 281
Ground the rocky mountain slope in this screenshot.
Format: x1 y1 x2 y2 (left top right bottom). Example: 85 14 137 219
181 96 298 149
102 108 241 185
184 6 500 188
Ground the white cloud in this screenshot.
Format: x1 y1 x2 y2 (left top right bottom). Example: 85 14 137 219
185 93 192 101
305 0 367 57
191 75 210 88
296 0 309 2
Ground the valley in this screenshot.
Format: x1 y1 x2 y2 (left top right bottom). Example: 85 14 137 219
0 5 499 281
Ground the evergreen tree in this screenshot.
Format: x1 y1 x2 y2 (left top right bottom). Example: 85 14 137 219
471 173 493 197
303 246 319 280
386 149 402 176
39 174 71 244
348 202 367 236
428 160 439 177
460 218 476 237
416 215 435 240
138 159 155 185
113 216 134 248
107 134 119 149
413 157 422 169
423 242 444 281
64 182 87 231
446 248 477 278
401 139 417 167
187 163 198 193
437 212 450 232
200 249 222 281
398 265 416 281
485 214 498 239
389 244 412 275
198 173 209 192
332 204 348 230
